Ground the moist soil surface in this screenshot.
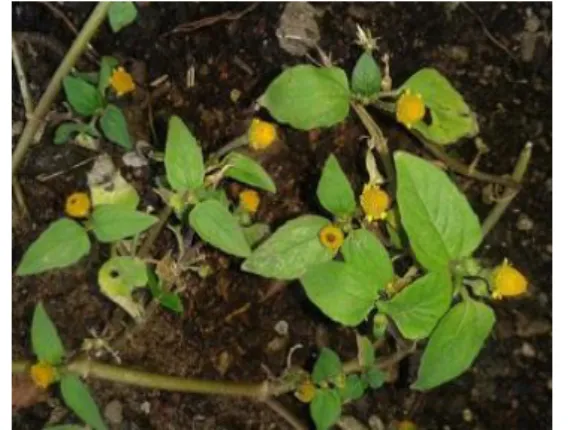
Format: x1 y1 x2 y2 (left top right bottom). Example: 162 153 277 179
12 3 552 430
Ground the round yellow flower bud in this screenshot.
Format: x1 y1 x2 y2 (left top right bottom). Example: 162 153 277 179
360 184 391 222
491 260 528 299
30 361 57 389
319 225 344 252
248 118 277 150
396 89 426 128
65 192 91 218
294 380 316 403
239 189 260 214
109 67 136 96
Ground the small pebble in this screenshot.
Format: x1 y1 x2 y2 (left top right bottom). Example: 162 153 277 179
521 342 537 358
516 214 534 231
368 415 385 430
274 320 289 336
140 401 151 414
104 400 123 425
463 408 473 422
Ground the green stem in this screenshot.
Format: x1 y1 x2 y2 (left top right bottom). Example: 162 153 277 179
481 142 532 237
352 102 396 192
12 2 112 174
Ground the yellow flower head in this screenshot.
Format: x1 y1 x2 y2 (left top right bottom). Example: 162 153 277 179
360 184 391 222
109 67 136 96
30 361 57 389
319 225 344 252
65 192 91 218
397 420 418 430
491 259 528 299
294 380 316 403
239 189 260 214
396 89 426 128
248 118 277 150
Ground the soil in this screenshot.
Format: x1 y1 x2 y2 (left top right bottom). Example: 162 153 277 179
12 2 552 430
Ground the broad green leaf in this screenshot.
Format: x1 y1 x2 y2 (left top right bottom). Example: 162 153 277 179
412 300 495 391
377 271 452 340
312 348 343 384
189 200 251 258
165 116 204 191
60 374 108 430
364 368 385 389
224 152 276 193
357 335 375 367
193 187 229 207
341 229 393 290
91 205 157 243
301 261 379 326
89 171 139 210
98 256 147 297
242 223 271 247
100 104 132 149
339 374 366 402
400 68 478 145
98 56 119 94
395 151 482 271
259 65 350 130
241 215 333 280
351 52 382 97
31 303 65 364
16 219 90 276
310 389 342 430
73 71 99 85
316 154 356 217
108 1 138 33
54 122 100 145
62 76 104 116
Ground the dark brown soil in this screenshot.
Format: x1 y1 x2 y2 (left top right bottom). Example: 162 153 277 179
12 3 552 430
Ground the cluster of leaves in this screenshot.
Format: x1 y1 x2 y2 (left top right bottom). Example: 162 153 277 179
31 303 107 430
309 342 385 430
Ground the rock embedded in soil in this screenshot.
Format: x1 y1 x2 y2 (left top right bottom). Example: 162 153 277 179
104 399 124 425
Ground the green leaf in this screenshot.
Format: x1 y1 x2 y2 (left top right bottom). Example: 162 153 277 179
241 215 334 280
189 200 251 258
312 348 343 384
100 104 132 149
91 205 157 243
31 303 65 364
108 1 138 33
412 299 495 391
89 171 140 210
357 335 375 368
62 76 104 116
364 368 385 389
351 52 382 97
316 154 356 217
73 71 99 85
341 228 393 290
224 152 276 193
17 219 91 276
98 256 147 297
301 261 379 326
60 374 108 430
54 122 99 145
401 68 478 145
242 223 271 247
259 65 350 130
339 374 366 402
395 151 482 271
165 116 204 191
378 271 452 340
147 269 183 313
98 56 119 94
310 389 342 430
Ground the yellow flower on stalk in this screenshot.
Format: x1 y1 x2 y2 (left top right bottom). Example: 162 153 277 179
319 225 344 252
109 67 136 96
65 192 91 218
248 118 277 150
360 183 391 222
396 89 426 128
294 380 316 403
491 259 528 299
30 361 57 389
239 189 260 214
